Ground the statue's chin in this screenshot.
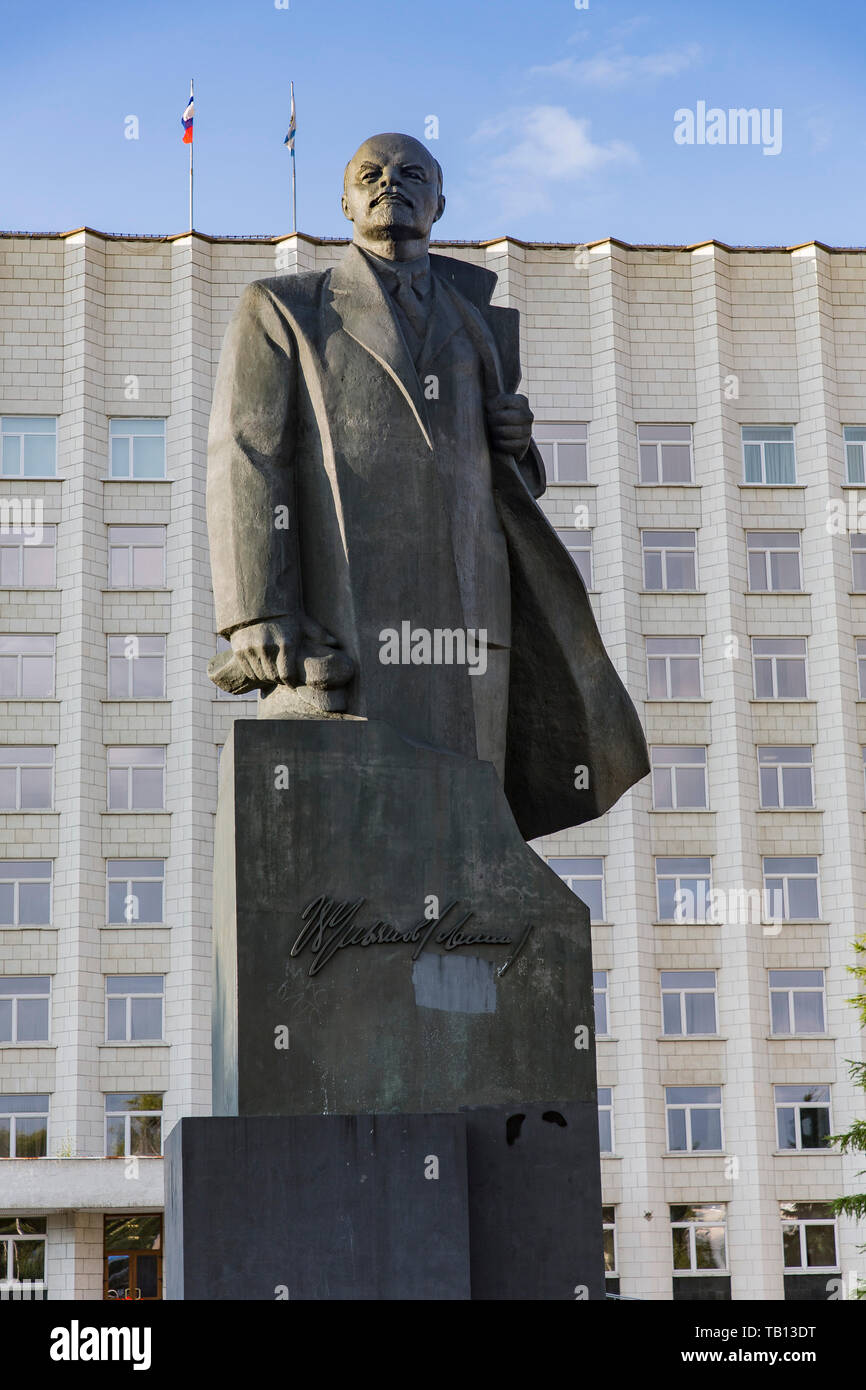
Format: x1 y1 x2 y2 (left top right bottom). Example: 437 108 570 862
362 214 427 243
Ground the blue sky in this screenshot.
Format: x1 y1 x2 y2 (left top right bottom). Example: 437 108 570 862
2 0 866 245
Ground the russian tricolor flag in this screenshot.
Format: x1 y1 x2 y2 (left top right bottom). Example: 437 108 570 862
181 82 194 144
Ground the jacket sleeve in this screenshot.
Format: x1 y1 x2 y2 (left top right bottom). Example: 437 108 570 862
207 280 300 637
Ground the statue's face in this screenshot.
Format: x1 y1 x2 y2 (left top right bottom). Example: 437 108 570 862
342 134 445 244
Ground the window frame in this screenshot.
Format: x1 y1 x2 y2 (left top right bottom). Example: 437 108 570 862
641 530 699 592
655 856 712 923
741 425 797 486
555 528 593 590
0 1094 49 1158
593 969 609 1037
660 970 718 1037
0 417 57 479
637 424 694 485
768 970 826 1037
757 746 814 810
780 1203 839 1272
0 1217 47 1293
0 976 51 1044
602 1206 618 1277
0 524 57 589
774 1085 832 1151
548 857 606 922
105 859 166 926
651 745 708 810
597 1087 614 1155
105 976 165 1044
104 1093 164 1159
665 1086 724 1153
670 1204 728 1273
107 526 167 591
0 634 56 700
107 635 167 701
106 747 166 813
843 426 866 485
762 856 820 923
746 531 803 593
533 422 589 484
0 860 52 927
0 745 54 811
752 637 808 700
646 637 704 701
108 418 167 481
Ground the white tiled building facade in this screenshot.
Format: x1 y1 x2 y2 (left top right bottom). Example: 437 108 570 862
1 228 864 1301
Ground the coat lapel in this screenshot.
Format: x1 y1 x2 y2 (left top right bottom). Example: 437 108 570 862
418 275 465 373
329 244 433 451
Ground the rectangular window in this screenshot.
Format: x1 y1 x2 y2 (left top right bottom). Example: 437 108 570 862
646 637 703 700
105 977 164 1043
651 746 707 809
107 748 165 812
107 636 166 699
747 531 802 592
533 423 588 483
852 535 866 592
106 859 165 925
742 426 796 485
752 638 808 699
641 531 698 591
602 1206 617 1276
757 746 814 809
0 524 56 588
598 1087 613 1155
780 1202 838 1271
593 970 609 1037
665 1087 723 1152
655 856 712 923
549 857 605 922
858 640 866 698
555 529 593 589
109 419 166 480
638 424 694 484
769 970 826 1036
105 1093 163 1158
0 418 56 478
775 1085 831 1150
0 1095 48 1157
844 426 866 485
0 1217 46 1291
763 856 820 921
0 634 55 699
108 527 166 589
0 862 51 926
0 977 50 1044
671 1205 727 1271
0 746 54 810
661 971 717 1036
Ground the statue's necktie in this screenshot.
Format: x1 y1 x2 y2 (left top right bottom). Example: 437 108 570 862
384 263 430 343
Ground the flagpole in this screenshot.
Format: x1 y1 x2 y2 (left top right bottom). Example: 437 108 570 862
290 81 297 234
189 78 195 233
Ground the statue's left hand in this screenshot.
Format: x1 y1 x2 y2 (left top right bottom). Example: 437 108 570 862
485 392 534 461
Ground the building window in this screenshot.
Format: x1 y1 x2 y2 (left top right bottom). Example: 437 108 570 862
742 426 796 485
646 637 703 699
593 970 609 1037
655 856 711 922
0 417 56 478
107 748 165 811
106 860 165 925
781 1203 838 1271
108 526 166 589
598 1088 613 1155
109 419 166 480
638 424 693 484
661 971 717 1036
671 1205 727 1271
602 1207 618 1278
533 423 588 483
106 977 164 1043
852 535 866 592
105 1094 163 1158
844 426 866 485
549 857 605 921
0 746 54 810
0 977 50 1043
752 638 808 699
0 524 56 588
555 529 593 589
0 1095 48 1157
641 530 698 591
651 746 707 809
0 1217 46 1294
747 531 802 592
0 634 55 699
666 1087 723 1152
762 856 820 921
757 746 814 809
858 640 866 697
769 970 826 1036
775 1085 831 1150
0 861 51 926
104 1214 163 1301
107 636 166 699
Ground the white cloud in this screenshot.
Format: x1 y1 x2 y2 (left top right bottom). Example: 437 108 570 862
472 105 636 181
532 42 701 88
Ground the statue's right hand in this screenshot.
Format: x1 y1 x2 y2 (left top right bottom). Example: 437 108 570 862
228 617 302 686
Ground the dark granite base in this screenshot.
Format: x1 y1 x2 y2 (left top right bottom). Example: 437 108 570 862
165 1103 605 1300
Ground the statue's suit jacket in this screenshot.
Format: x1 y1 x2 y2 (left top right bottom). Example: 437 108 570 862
207 243 649 839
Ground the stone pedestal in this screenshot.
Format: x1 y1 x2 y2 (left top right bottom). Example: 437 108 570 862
166 719 605 1300
212 719 597 1117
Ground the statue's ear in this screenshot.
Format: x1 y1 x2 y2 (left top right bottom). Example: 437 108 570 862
433 195 446 225
341 195 353 222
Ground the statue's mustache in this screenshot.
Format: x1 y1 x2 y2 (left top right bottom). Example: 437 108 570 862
370 190 411 208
